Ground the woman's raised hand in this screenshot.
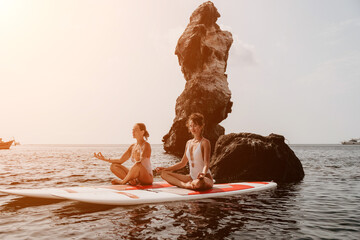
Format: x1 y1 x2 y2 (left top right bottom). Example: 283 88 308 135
94 152 107 161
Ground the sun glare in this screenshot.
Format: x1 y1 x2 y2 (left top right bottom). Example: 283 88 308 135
0 1 29 34
0 0 15 15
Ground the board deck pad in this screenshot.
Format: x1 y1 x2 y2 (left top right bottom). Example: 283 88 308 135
0 182 277 205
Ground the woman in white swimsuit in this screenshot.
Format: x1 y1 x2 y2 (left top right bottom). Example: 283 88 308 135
94 123 153 185
156 113 213 190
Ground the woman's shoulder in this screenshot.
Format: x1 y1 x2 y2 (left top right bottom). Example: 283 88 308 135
201 138 211 146
144 141 151 148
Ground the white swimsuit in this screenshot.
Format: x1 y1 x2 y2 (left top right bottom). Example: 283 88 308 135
131 142 153 176
186 139 212 180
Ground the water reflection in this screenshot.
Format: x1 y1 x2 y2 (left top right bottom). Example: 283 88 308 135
0 196 64 212
164 200 247 239
52 201 117 218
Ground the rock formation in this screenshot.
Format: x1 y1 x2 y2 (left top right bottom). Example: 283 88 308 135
163 1 233 156
210 133 305 183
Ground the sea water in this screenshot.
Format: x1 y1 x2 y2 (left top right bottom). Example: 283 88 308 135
0 144 359 239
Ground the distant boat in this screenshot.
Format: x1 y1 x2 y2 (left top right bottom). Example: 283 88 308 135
0 139 14 149
341 138 360 145
12 137 20 146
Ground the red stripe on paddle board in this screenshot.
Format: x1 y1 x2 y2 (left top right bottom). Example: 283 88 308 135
64 189 78 193
116 191 139 199
248 182 269 184
188 184 254 195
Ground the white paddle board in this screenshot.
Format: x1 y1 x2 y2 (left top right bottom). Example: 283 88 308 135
0 182 172 199
52 182 277 205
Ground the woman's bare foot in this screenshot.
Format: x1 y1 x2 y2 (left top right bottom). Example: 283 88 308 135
111 179 123 185
128 179 139 186
111 178 138 185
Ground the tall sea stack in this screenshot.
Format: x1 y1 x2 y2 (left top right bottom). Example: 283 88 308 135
163 1 233 156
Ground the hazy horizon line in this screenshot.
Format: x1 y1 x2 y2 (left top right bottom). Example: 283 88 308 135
9 142 349 146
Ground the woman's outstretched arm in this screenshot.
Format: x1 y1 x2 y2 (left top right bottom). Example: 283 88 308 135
94 144 134 164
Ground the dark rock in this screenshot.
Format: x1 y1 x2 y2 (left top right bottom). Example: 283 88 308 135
163 1 233 156
210 133 305 183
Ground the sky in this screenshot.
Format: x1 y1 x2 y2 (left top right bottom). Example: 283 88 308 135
1 0 359 144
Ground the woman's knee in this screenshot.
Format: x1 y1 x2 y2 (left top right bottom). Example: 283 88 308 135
110 163 120 172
